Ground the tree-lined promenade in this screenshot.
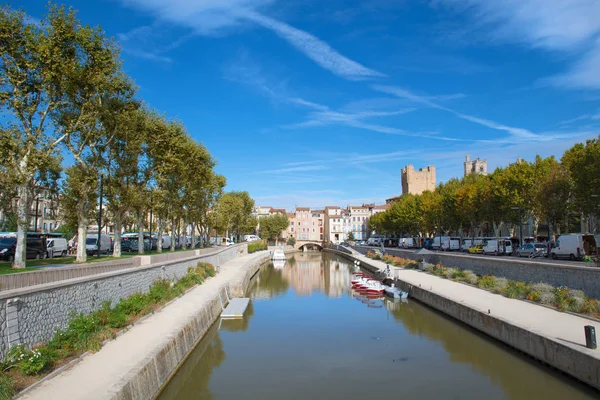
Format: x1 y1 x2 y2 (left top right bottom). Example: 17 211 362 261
371 138 600 240
0 5 255 268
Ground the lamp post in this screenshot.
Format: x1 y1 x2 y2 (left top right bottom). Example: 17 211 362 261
511 206 523 249
592 195 599 234
97 175 104 258
34 195 40 232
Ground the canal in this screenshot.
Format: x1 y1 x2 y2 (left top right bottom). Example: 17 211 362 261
158 252 597 400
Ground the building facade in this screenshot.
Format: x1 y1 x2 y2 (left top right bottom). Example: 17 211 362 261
464 155 488 176
401 165 436 195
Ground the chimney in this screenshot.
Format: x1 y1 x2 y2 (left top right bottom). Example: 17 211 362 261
465 154 471 162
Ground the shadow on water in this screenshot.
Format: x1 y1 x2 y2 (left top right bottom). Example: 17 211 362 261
158 322 226 400
159 253 598 400
383 298 599 399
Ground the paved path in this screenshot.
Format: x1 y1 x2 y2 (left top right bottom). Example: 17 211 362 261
348 248 600 360
19 252 266 400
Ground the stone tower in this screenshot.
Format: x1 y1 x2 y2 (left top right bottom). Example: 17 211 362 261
464 155 487 177
401 165 436 195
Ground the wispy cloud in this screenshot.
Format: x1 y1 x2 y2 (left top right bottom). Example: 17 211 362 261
120 0 383 79
433 0 600 89
117 24 193 63
256 165 328 174
373 84 542 140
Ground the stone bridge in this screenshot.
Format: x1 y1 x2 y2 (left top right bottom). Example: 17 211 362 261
293 240 324 251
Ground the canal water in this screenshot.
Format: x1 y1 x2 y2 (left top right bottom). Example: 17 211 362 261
158 252 597 400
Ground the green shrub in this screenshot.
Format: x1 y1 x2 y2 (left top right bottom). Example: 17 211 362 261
580 298 599 315
248 240 268 253
555 286 577 312
450 269 466 281
504 281 531 299
18 347 55 376
107 309 129 329
405 262 419 269
477 275 495 290
527 291 541 302
117 293 150 316
287 237 296 246
463 270 478 285
148 280 172 303
493 278 509 294
0 374 15 400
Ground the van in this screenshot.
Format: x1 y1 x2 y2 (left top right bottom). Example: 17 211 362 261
47 238 68 257
399 237 418 249
551 234 597 260
482 239 505 255
86 234 112 256
432 236 461 251
0 236 48 260
244 235 260 242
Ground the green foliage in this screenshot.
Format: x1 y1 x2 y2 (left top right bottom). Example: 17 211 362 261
504 281 531 299
248 240 268 253
259 214 289 244
0 373 14 400
477 275 495 290
3 344 55 376
346 231 355 241
287 237 296 246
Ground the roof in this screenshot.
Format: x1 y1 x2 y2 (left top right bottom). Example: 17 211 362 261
311 209 325 214
296 207 310 211
374 204 391 210
286 212 295 218
324 205 340 209
270 208 286 214
349 205 367 209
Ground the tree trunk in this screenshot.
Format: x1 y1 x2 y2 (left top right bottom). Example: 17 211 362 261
76 219 87 263
137 212 144 254
181 219 188 250
157 218 163 253
13 184 30 269
170 219 176 252
113 214 122 258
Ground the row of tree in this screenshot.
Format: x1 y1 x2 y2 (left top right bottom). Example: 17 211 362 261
0 5 255 268
370 137 600 240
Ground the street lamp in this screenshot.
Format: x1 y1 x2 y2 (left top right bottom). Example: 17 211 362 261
34 194 40 232
511 206 523 249
97 175 104 258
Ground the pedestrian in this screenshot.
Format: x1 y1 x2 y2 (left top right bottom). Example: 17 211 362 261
386 264 390 277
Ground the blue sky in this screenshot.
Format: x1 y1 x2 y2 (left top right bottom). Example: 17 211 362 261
17 0 600 210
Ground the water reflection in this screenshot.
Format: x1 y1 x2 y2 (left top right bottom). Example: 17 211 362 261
159 253 597 400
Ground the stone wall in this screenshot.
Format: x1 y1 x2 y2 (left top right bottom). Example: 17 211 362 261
0 244 245 359
353 247 600 298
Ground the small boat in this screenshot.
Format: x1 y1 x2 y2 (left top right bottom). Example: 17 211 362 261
271 250 286 261
383 283 408 299
273 259 285 269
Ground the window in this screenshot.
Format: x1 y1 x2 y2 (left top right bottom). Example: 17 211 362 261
43 223 47 231
49 223 53 231
43 207 47 217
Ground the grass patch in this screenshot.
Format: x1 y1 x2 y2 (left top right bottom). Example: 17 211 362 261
0 261 216 395
248 241 268 253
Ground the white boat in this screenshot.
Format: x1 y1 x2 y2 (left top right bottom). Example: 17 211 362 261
273 259 285 269
271 249 286 261
383 284 408 299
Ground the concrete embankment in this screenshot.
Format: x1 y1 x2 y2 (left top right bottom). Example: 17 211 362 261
353 246 600 298
325 248 600 391
18 251 272 400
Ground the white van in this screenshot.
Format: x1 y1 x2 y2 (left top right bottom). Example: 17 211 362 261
85 234 112 256
244 235 260 242
482 239 505 255
399 237 418 249
551 234 597 261
47 238 68 257
432 236 461 251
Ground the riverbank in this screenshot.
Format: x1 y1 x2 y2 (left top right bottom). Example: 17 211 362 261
325 248 600 392
17 251 271 400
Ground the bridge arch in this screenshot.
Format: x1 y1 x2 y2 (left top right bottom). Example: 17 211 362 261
295 241 323 251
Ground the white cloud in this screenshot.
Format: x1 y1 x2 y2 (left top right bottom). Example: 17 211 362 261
434 0 600 90
121 0 383 79
373 84 542 139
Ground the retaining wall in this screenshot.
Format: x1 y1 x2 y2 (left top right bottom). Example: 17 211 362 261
0 244 247 359
326 248 600 391
354 247 600 298
111 252 272 400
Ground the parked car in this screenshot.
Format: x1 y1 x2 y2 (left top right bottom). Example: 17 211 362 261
482 239 506 255
47 238 68 257
550 234 597 260
516 243 547 258
112 239 134 252
468 244 484 254
422 239 434 250
0 236 48 261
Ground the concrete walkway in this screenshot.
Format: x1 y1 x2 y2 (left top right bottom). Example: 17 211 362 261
19 252 267 400
351 248 599 356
